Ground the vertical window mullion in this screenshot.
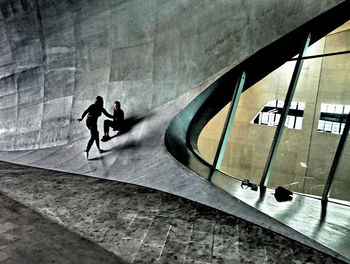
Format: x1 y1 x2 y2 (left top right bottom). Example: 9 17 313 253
260 33 312 187
322 112 350 201
209 72 246 181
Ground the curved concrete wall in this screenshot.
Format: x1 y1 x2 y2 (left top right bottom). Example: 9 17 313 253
0 0 344 150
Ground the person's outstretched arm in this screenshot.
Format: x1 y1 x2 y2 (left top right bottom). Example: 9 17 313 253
77 106 91 122
102 108 114 119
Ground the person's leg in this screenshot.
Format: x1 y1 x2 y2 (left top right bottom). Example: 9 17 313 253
103 120 108 136
86 136 94 152
103 120 113 136
113 121 123 132
94 130 101 151
91 125 103 152
85 119 95 159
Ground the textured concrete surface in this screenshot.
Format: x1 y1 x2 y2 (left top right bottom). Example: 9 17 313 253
0 0 345 150
0 191 127 264
0 0 348 263
1 91 349 263
211 171 350 262
0 161 346 264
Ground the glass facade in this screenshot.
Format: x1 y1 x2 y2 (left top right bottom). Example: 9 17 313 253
251 100 305 129
219 62 294 183
330 135 350 202
197 21 350 202
318 103 350 134
197 108 226 165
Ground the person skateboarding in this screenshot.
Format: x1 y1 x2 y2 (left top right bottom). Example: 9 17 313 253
101 101 124 142
77 96 113 159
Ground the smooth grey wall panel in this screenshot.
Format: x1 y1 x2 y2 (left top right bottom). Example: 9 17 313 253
0 0 345 150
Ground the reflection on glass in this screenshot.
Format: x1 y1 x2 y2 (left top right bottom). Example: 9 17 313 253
330 137 350 202
197 20 350 201
317 103 350 134
264 21 350 199
267 51 350 197
267 56 334 195
197 106 227 165
214 60 296 183
251 100 305 130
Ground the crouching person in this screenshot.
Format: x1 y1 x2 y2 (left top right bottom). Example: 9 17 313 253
101 101 124 142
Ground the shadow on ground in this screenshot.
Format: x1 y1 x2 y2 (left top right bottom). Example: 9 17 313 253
111 115 146 139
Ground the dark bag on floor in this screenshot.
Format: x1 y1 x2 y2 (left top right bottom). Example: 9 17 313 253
274 186 293 202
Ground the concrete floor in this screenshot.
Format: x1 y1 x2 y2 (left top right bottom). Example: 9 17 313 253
1 89 349 263
212 172 350 262
0 161 345 264
0 190 126 264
